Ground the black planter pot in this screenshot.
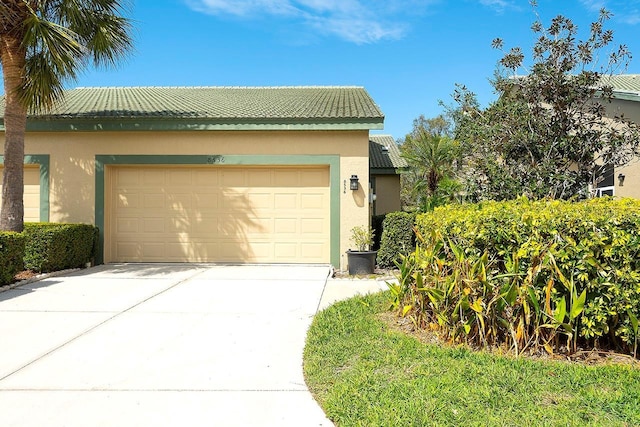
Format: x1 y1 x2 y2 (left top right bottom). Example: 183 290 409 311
346 250 377 275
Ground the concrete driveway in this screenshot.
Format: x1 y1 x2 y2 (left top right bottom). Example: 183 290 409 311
0 264 387 426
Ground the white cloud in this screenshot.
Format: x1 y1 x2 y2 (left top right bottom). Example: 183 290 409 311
619 11 640 24
478 0 517 13
580 0 640 25
186 0 303 17
185 0 434 43
579 0 607 12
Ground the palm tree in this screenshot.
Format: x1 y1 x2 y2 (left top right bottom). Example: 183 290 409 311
0 0 132 231
401 130 460 210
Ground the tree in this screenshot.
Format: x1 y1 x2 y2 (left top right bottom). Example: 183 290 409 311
0 0 132 231
400 114 461 211
452 3 640 201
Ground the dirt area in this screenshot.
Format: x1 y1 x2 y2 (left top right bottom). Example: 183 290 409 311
13 270 39 282
378 310 640 368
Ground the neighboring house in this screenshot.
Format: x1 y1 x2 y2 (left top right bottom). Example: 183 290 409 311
0 86 385 269
600 74 640 198
369 135 407 215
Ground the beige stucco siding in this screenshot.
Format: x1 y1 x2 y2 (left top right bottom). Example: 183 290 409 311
615 158 640 198
372 174 401 215
605 98 640 198
2 130 369 266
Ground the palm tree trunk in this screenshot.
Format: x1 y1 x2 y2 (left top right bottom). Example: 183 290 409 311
0 34 27 232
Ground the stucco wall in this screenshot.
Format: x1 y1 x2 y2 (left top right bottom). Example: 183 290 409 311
372 174 401 215
604 98 640 198
1 129 369 267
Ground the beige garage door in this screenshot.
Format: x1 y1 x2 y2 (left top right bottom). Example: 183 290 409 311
107 165 330 263
0 166 41 222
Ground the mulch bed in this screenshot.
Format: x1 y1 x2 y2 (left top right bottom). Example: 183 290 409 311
13 270 39 282
378 311 640 368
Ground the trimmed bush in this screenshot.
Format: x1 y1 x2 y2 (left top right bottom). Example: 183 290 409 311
23 223 98 273
371 214 386 251
377 212 416 269
0 232 25 285
395 197 640 357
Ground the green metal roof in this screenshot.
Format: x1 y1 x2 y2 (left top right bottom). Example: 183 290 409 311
369 134 407 174
601 74 640 102
512 74 640 102
605 74 640 92
0 86 385 131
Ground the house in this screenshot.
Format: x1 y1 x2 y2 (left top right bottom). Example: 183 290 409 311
0 86 385 269
369 134 407 215
600 75 640 198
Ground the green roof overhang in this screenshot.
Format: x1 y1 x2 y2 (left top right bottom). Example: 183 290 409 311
371 167 406 175
593 89 640 103
611 91 640 102
0 117 384 132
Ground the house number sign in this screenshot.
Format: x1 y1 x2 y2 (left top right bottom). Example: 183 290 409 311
206 155 225 164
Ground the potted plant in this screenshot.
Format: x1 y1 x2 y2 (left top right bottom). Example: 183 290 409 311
346 225 377 275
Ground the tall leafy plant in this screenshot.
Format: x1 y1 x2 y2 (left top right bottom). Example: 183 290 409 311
0 0 133 231
451 3 640 201
400 115 462 211
394 198 640 357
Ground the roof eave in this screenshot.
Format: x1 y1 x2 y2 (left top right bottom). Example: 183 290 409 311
612 91 640 102
593 89 640 102
370 167 407 175
0 117 384 132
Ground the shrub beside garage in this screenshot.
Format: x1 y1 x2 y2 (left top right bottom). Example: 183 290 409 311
23 223 99 273
0 232 26 286
377 211 417 269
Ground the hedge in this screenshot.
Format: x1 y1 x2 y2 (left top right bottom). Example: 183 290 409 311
23 223 98 273
377 212 416 269
0 232 25 285
394 197 640 357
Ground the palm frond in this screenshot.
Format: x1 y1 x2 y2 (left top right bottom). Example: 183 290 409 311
14 0 133 111
20 8 85 110
21 52 69 112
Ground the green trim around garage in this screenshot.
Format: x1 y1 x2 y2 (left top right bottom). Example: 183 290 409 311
95 154 341 267
0 155 50 222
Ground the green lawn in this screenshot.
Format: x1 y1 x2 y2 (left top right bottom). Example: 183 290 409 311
303 292 640 427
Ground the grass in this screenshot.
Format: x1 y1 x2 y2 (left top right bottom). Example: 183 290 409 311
303 292 640 427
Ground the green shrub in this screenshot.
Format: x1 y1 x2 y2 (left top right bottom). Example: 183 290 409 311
377 212 416 269
395 197 640 357
0 232 25 285
371 214 386 251
23 223 98 273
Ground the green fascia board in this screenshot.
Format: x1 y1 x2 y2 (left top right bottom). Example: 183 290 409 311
2 118 384 132
612 91 640 102
594 89 640 103
371 168 405 175
0 155 50 222
95 154 341 268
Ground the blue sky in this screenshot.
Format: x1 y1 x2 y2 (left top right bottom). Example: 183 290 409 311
35 0 640 139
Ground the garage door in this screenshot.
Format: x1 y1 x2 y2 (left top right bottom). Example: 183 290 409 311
107 165 330 263
0 166 41 222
